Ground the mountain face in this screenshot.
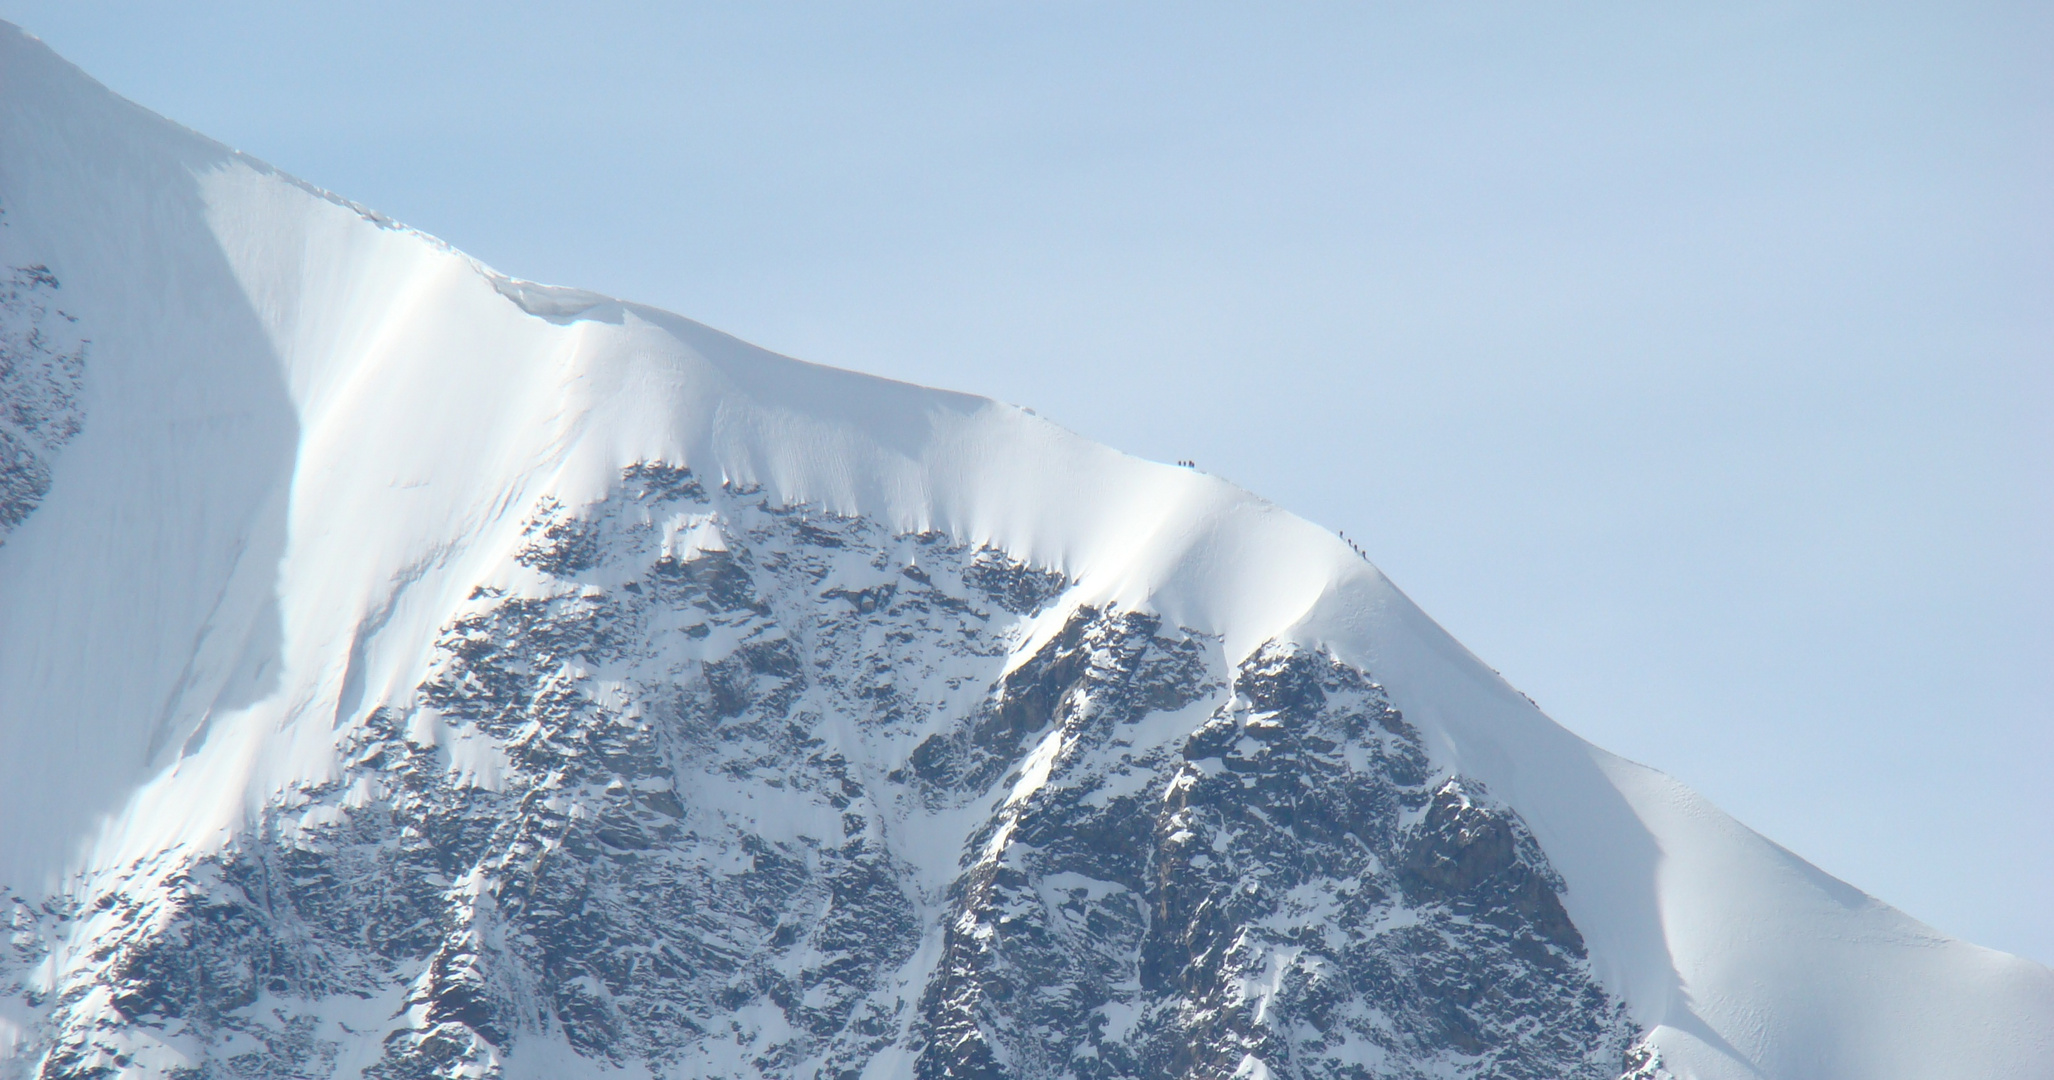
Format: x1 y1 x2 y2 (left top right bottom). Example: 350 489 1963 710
0 22 2048 1080
15 473 1640 1080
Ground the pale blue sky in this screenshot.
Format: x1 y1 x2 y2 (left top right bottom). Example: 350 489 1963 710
5 2 2048 964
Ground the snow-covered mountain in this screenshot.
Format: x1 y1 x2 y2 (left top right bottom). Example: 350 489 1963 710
0 22 2047 1080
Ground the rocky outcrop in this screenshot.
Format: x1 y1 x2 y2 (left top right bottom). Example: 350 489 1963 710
8 466 1642 1080
0 205 88 542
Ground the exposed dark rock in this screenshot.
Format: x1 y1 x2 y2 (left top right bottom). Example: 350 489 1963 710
9 465 1643 1080
0 243 88 542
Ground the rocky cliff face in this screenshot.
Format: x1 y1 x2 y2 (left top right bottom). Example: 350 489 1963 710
5 464 1647 1080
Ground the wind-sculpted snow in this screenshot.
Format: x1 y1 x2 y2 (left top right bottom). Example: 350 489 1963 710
8 468 1646 1080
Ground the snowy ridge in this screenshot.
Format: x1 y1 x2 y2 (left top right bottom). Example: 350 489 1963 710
0 21 2048 1080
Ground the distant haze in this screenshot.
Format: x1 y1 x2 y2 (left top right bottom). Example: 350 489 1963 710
3 1 2047 965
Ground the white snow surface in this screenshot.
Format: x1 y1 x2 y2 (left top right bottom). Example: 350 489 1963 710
0 22 2047 1080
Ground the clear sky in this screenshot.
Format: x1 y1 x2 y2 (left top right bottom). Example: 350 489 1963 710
4 2 2047 965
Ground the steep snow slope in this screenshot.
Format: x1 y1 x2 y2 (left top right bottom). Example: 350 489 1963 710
0 22 2047 1080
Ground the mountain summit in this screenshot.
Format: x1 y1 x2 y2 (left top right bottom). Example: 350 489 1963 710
0 23 2046 1080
